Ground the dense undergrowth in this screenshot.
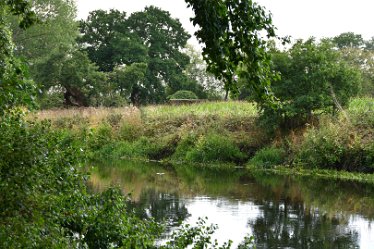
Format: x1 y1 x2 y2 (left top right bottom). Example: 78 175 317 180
31 98 374 175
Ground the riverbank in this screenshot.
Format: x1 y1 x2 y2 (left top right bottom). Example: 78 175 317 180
30 98 374 177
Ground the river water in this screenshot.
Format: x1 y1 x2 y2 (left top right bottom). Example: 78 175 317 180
89 160 374 248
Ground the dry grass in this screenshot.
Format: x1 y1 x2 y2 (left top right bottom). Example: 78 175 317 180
29 101 259 128
29 106 141 128
141 101 258 121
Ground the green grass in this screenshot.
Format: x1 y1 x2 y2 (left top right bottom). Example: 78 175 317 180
346 97 374 126
141 101 258 121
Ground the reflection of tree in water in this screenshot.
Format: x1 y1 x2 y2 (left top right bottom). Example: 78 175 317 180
249 198 359 249
130 188 190 228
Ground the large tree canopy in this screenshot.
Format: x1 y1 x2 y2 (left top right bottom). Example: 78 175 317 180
79 6 193 104
126 6 192 102
79 9 148 72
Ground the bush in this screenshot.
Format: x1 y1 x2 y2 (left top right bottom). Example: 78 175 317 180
119 122 143 142
168 90 198 100
172 134 197 161
248 146 286 168
185 133 246 163
0 113 160 247
87 123 113 151
132 135 178 160
295 121 374 173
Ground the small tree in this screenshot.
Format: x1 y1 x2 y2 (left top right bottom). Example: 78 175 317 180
263 38 362 129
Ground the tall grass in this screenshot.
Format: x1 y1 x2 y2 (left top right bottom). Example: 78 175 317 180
28 98 374 173
346 97 374 126
142 101 258 121
30 106 141 129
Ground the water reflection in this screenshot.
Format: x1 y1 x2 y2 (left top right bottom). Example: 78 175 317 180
89 160 374 248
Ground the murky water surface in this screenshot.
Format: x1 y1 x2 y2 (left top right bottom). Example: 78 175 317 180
90 161 374 248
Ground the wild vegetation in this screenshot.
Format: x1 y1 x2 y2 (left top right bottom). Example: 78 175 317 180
0 0 275 248
2 0 374 248
31 97 374 176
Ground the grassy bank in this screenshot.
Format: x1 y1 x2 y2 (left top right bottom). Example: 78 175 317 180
30 98 374 176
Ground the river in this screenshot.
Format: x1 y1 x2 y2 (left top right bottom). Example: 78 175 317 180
89 160 374 248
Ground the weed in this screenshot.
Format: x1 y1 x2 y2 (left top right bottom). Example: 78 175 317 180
247 146 286 168
185 133 246 163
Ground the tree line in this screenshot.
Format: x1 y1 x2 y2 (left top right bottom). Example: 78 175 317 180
8 0 224 108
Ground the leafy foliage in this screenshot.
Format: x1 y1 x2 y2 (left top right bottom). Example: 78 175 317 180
262 38 362 130
126 6 192 103
248 146 286 168
183 45 224 100
0 3 37 114
160 218 255 249
331 32 374 97
79 7 193 104
185 133 246 163
110 63 148 106
0 114 162 248
295 118 374 173
79 9 147 72
36 48 107 107
186 0 280 103
9 0 78 65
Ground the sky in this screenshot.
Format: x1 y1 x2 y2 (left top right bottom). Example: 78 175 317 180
75 0 374 46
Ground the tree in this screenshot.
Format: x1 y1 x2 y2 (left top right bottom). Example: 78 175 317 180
126 6 191 103
9 0 78 65
110 63 148 106
0 1 37 114
264 38 362 129
185 0 280 103
331 33 374 97
79 9 148 72
183 45 224 100
333 32 364 49
36 48 107 107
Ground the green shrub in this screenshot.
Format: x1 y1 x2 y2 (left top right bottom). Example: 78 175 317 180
172 134 197 161
168 90 198 99
248 146 286 168
119 122 143 142
185 133 246 163
88 123 113 151
0 113 160 247
38 91 65 109
295 121 374 172
132 135 178 160
296 123 348 169
261 39 362 131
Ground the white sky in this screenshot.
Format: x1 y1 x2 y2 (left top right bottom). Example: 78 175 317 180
75 0 374 46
